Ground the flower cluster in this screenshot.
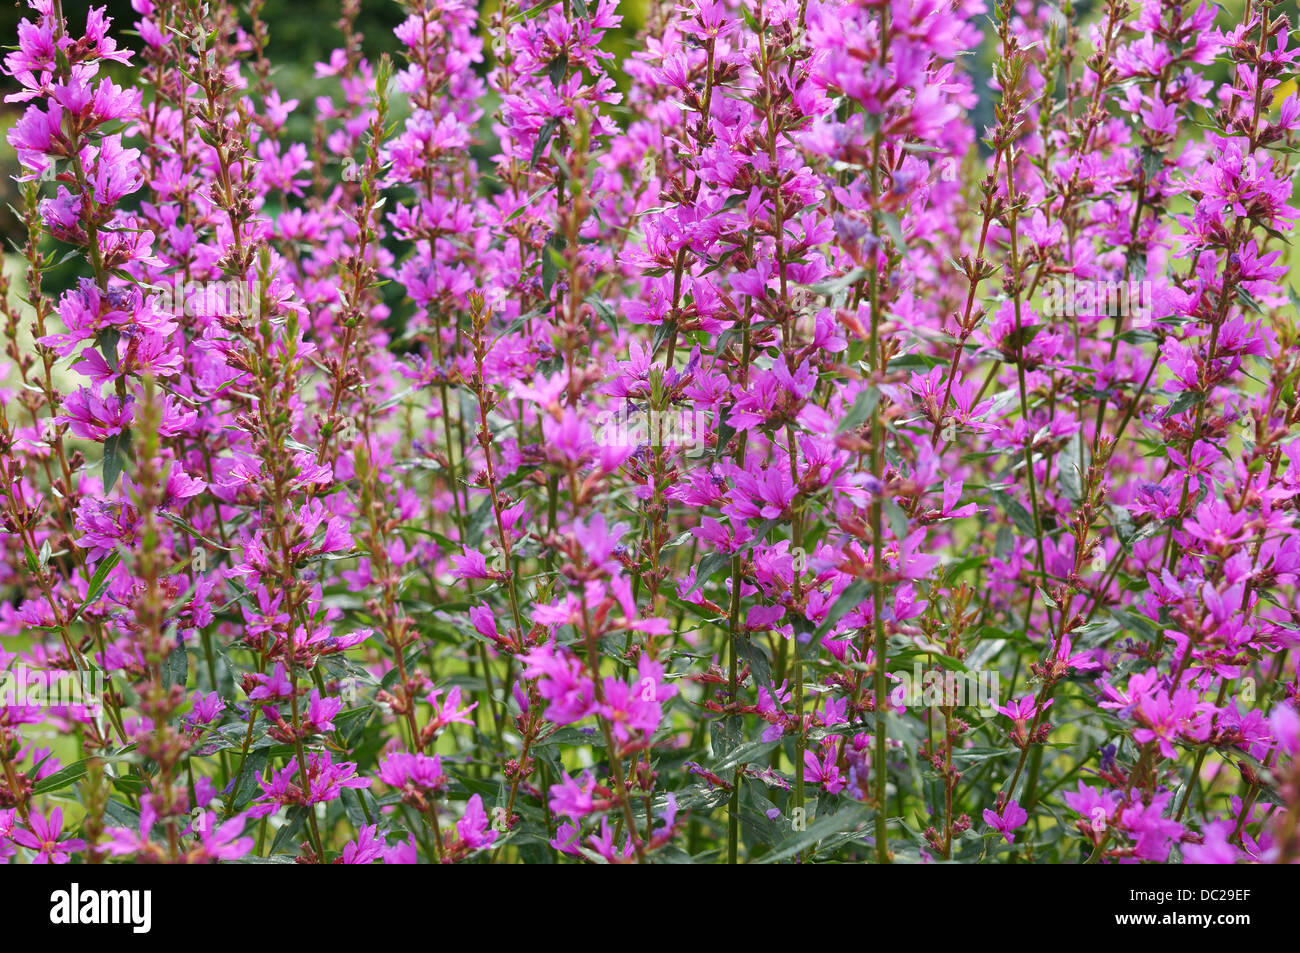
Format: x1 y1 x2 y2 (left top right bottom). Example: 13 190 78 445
0 0 1297 864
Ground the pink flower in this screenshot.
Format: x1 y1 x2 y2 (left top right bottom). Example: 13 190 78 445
455 794 498 852
983 800 1028 845
12 808 85 864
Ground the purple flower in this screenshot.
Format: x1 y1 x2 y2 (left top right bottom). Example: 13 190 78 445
456 794 497 852
983 800 1028 845
12 809 86 864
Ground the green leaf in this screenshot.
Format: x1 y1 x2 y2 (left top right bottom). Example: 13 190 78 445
1107 504 1136 545
1058 432 1090 503
466 495 494 547
992 488 1037 537
98 328 120 371
652 318 677 356
531 118 556 170
541 233 565 298
163 639 188 689
270 806 307 854
80 551 121 611
878 212 906 250
888 353 945 370
103 799 140 830
950 747 1014 767
710 715 741 761
336 707 374 748
587 295 618 332
1072 618 1120 648
754 802 873 864
659 530 693 555
547 52 568 88
836 387 879 434
994 525 1013 560
1235 285 1265 315
1139 146 1163 181
695 550 732 589
1111 607 1159 643
882 499 908 541
737 635 771 687
32 760 89 795
815 579 870 637
535 725 603 748
102 428 132 493
714 404 736 460
809 267 867 297
713 739 781 774
1163 390 1203 419
229 750 268 811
